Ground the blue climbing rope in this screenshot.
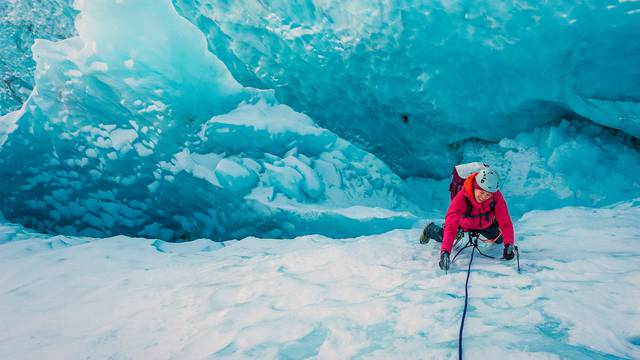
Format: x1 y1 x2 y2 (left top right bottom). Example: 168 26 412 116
458 242 476 360
452 232 520 359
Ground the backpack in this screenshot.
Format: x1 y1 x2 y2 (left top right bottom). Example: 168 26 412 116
448 162 486 200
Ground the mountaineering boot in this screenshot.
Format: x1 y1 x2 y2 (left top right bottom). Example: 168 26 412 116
420 222 444 244
428 222 444 243
419 223 431 244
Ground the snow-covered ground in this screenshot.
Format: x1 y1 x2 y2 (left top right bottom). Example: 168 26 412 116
1 201 639 359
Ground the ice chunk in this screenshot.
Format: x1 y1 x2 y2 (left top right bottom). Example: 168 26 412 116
265 163 304 201
109 128 138 152
283 155 323 199
214 158 258 192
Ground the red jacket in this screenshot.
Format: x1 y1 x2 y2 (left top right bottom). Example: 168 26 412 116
441 173 515 253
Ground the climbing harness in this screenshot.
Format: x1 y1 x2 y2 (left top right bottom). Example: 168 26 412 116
451 231 520 359
451 231 520 270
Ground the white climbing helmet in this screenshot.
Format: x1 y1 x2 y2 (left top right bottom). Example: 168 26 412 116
475 167 500 193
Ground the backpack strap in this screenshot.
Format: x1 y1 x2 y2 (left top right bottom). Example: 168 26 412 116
462 197 496 224
463 196 473 218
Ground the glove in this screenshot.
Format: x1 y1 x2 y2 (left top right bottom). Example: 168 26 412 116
439 251 450 271
503 244 515 260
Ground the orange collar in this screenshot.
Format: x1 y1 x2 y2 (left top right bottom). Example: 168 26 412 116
463 173 477 200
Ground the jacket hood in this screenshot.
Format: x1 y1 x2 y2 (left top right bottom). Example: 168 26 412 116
463 173 476 198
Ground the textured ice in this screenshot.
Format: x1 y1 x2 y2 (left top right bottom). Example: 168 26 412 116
173 0 640 177
459 119 640 217
1 202 638 359
0 0 77 113
3 1 640 177
1 0 640 242
0 0 415 241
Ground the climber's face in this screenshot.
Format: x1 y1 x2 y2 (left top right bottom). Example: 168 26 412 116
474 188 492 203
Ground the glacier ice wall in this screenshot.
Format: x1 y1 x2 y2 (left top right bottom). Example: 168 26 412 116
0 0 639 241
173 0 640 177
0 0 415 241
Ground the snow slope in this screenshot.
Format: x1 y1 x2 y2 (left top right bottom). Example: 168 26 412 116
1 201 638 359
2 0 639 242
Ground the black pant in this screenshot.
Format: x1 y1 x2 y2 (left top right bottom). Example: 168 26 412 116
427 220 503 244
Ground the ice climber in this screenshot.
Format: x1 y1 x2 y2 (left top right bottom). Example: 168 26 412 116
420 167 515 271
